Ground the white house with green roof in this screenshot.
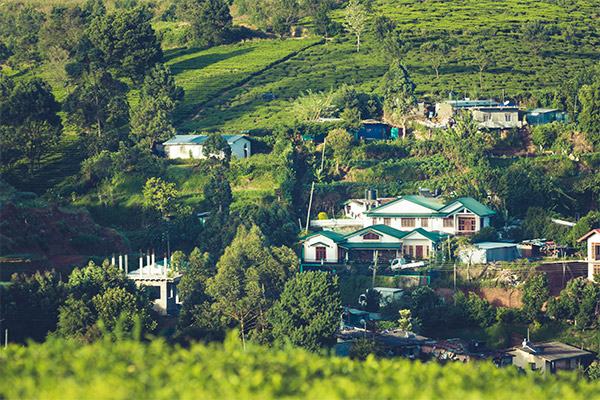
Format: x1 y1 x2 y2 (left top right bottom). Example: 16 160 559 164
363 195 495 236
162 135 251 159
302 225 449 264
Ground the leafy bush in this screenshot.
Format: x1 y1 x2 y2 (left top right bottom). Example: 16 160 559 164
2 334 599 399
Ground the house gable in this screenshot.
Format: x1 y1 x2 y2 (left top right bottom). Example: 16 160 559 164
441 198 496 217
365 195 444 217
344 225 407 244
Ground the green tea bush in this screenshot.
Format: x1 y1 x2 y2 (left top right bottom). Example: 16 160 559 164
4 334 597 400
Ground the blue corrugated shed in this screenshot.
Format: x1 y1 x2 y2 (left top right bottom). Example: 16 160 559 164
353 120 388 140
525 109 569 126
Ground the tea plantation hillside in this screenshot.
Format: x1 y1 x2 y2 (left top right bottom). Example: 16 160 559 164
168 0 600 131
2 334 599 400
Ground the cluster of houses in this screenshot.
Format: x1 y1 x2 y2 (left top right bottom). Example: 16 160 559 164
303 190 496 265
156 98 568 162
335 324 594 374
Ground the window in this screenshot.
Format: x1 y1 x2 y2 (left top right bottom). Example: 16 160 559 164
363 232 380 240
593 244 600 261
372 218 377 225
316 246 326 260
483 113 491 122
421 218 429 227
401 218 416 228
505 114 511 122
443 217 454 228
458 216 476 232
384 218 391 226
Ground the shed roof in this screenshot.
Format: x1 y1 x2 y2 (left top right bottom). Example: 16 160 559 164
475 242 519 250
525 108 560 115
511 341 592 362
163 135 248 145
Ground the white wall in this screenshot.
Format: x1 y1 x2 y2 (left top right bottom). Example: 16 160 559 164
165 138 251 160
166 144 204 159
587 232 600 281
304 235 339 263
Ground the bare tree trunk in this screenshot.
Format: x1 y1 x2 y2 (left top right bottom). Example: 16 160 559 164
240 319 246 351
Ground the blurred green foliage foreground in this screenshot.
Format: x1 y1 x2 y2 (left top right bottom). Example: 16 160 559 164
1 333 599 400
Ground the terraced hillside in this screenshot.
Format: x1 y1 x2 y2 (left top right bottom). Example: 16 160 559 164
170 0 600 132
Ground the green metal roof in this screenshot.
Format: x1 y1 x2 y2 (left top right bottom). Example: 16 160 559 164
344 224 408 240
401 228 449 243
339 242 403 249
444 197 496 217
365 195 445 216
301 230 346 243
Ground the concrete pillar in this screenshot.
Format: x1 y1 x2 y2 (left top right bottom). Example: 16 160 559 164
151 251 156 268
146 250 151 274
124 254 128 274
139 251 143 277
111 253 115 266
164 254 168 275
118 254 123 271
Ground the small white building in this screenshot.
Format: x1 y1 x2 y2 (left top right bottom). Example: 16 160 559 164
458 242 521 265
508 340 592 374
577 229 600 281
125 252 182 316
163 134 251 160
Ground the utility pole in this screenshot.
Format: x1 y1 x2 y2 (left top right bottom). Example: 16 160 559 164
305 181 315 234
320 138 326 171
371 251 379 289
453 263 457 293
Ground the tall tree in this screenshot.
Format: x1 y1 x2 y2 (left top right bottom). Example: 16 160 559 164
268 271 341 351
130 64 184 149
326 128 353 173
143 177 179 218
344 0 367 53
7 7 45 74
203 167 232 213
87 6 162 84
578 81 600 149
380 61 417 137
521 19 551 56
207 226 265 349
420 40 450 79
469 38 490 90
63 37 129 155
57 261 156 340
187 0 233 47
521 274 549 322
312 3 332 38
202 133 232 164
0 77 63 174
0 270 66 342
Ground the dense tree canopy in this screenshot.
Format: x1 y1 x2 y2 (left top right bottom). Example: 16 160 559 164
0 76 62 174
87 6 162 83
268 271 341 351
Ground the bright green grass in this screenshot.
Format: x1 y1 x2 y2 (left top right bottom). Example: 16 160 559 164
176 0 600 132
165 38 323 130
